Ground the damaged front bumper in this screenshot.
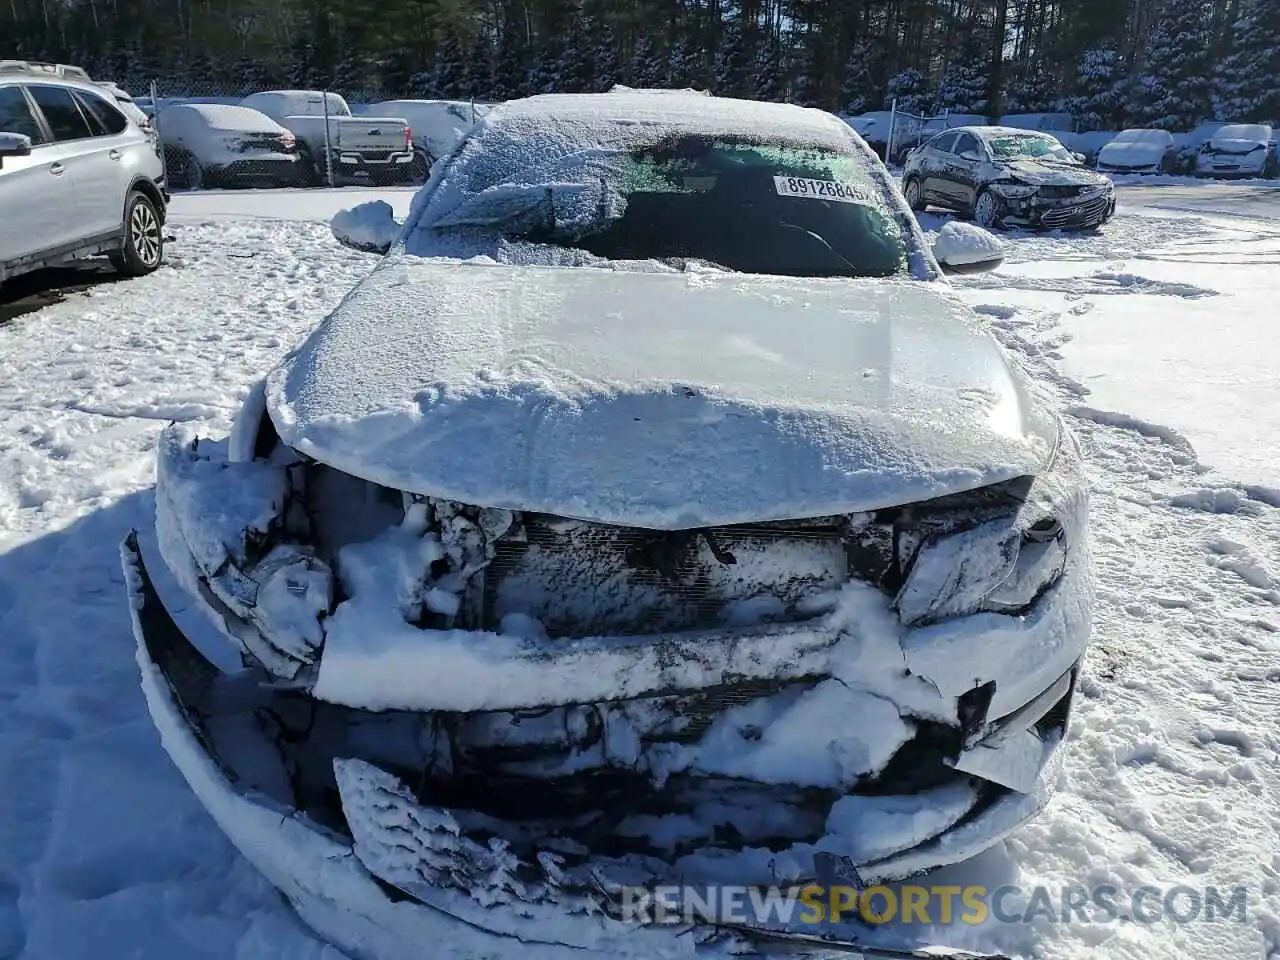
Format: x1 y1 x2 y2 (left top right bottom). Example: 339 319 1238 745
133 419 1090 957
999 190 1115 230
128 533 1040 959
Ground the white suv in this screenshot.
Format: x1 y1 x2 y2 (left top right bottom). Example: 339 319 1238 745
0 61 168 286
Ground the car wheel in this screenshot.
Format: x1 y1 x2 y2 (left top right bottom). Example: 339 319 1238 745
109 190 164 277
296 147 322 187
165 148 199 190
408 151 430 184
973 189 1003 228
902 177 926 212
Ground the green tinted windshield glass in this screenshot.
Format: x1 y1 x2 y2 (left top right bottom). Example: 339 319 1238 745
529 137 909 278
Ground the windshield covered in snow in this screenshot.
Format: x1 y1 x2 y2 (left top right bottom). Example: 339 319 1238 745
1114 129 1172 145
415 135 908 278
988 134 1075 163
1216 124 1271 142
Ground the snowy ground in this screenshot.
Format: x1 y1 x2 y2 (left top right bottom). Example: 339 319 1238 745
0 184 1277 960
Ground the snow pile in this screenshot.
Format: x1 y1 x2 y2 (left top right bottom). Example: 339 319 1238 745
931 221 1006 266
330 200 402 253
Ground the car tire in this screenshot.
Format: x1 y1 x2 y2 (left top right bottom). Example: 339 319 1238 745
109 190 164 278
296 146 323 187
165 148 203 190
902 177 926 212
973 189 1003 229
408 151 431 184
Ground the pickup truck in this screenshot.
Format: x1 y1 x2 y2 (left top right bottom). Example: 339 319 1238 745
240 90 414 185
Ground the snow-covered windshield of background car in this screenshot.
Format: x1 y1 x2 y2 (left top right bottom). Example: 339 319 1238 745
1113 129 1173 145
423 137 908 279
1216 124 1271 142
988 135 1075 162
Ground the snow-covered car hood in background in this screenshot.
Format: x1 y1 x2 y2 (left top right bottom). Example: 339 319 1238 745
1097 142 1166 167
265 260 1057 529
999 159 1107 187
1205 138 1267 156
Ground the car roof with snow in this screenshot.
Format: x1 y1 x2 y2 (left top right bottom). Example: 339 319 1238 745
1215 123 1272 140
480 89 858 151
159 102 286 132
965 125 1064 141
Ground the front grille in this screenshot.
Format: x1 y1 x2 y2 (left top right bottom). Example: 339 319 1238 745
1034 185 1084 200
1039 193 1109 227
480 514 851 638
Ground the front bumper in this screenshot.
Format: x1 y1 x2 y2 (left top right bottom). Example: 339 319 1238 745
125 532 1064 958
1195 157 1268 178
999 190 1115 230
135 419 1092 956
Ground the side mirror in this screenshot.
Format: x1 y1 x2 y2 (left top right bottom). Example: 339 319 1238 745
1072 152 1086 163
958 149 981 162
0 132 32 169
330 200 401 255
932 221 1006 275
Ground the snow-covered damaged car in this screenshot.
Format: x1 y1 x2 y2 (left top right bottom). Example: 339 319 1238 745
123 90 1089 960
1095 128 1178 175
902 125 1115 230
1193 123 1278 179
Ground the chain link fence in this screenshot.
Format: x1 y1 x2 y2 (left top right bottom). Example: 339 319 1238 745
141 79 489 192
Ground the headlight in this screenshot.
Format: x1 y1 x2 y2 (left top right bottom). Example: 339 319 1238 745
892 425 1085 627
990 182 1038 199
1078 183 1110 197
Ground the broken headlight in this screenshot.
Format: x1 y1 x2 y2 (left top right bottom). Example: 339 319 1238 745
990 182 1038 199
892 425 1082 627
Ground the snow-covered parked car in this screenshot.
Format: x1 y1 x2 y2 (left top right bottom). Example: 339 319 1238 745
839 109 921 161
1095 129 1178 174
124 90 1091 960
902 125 1115 230
155 103 300 188
358 98 489 183
1194 123 1278 179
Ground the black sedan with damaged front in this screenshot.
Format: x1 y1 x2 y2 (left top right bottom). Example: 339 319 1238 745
902 126 1116 231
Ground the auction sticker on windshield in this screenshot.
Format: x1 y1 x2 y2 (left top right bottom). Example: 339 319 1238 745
774 176 874 204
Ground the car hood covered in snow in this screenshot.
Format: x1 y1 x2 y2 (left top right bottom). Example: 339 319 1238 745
999 158 1108 187
1204 137 1266 155
265 260 1057 529
1097 141 1167 167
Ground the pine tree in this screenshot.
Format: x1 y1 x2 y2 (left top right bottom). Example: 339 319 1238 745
1004 61 1057 114
592 22 621 92
629 34 666 89
1067 46 1124 130
1212 0 1280 122
428 32 469 99
1127 0 1213 129
464 32 496 100
750 38 785 102
840 39 882 115
935 35 990 116
884 69 931 115
492 28 531 100
714 19 754 99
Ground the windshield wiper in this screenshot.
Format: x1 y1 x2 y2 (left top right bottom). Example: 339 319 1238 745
778 222 860 273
